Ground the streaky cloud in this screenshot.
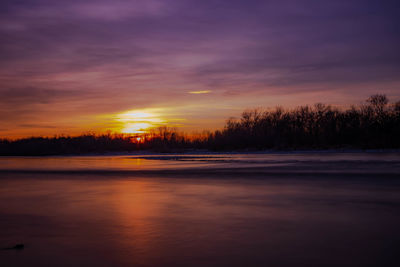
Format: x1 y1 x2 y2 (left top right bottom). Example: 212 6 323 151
188 90 211 94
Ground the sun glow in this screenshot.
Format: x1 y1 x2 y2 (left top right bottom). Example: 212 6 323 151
116 109 165 134
122 122 152 133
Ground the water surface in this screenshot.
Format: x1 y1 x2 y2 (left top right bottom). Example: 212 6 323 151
1 152 399 266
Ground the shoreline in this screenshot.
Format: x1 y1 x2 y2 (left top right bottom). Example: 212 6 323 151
1 148 400 158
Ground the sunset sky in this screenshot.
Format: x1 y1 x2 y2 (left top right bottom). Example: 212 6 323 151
1 0 399 138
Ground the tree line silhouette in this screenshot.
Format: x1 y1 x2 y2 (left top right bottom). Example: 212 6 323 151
1 94 399 155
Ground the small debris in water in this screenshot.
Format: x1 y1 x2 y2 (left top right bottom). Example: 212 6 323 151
2 244 24 250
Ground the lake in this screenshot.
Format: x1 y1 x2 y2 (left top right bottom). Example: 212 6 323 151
1 152 400 266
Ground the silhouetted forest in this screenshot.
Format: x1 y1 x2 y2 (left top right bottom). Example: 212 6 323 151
1 94 399 155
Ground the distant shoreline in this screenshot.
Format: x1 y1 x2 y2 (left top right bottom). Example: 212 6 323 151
1 148 400 157
1 151 399 180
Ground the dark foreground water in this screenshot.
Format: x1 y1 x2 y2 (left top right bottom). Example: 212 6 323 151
0 153 399 266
